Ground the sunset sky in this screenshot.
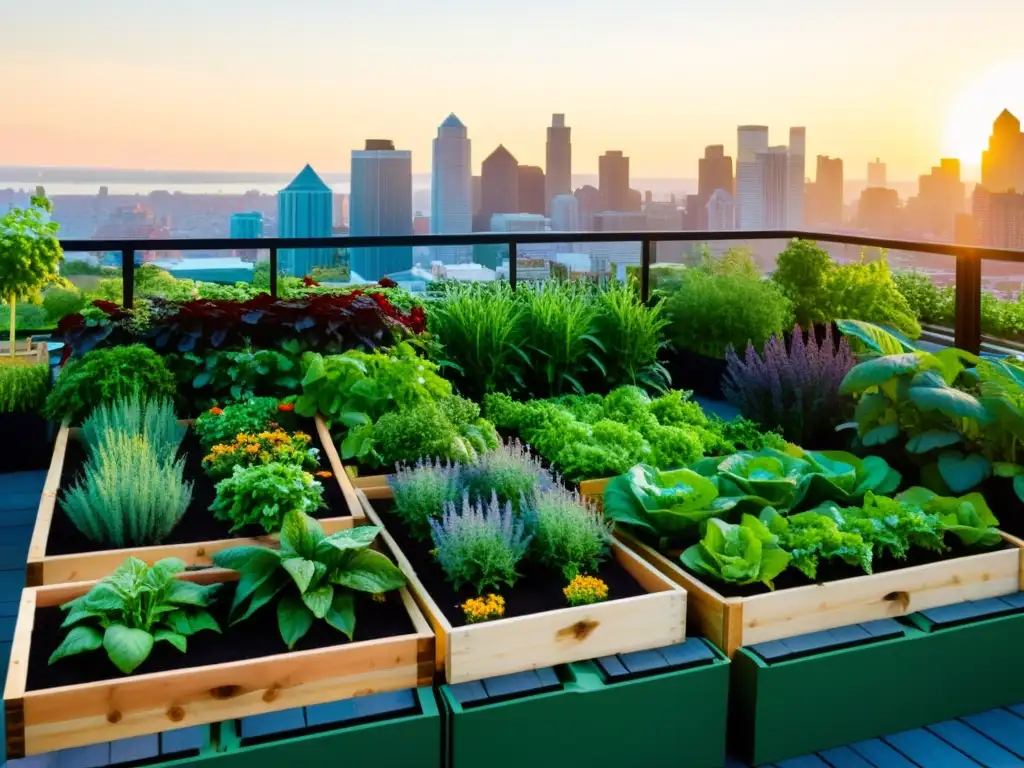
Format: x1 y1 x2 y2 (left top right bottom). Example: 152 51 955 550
2 0 1023 180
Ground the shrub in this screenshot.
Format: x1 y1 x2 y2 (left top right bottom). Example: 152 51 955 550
460 440 551 511
192 397 280 449
43 287 87 323
202 429 319 479
390 459 463 541
660 270 792 359
0 360 48 413
530 486 611 579
723 324 854 446
82 395 185 463
771 239 834 327
592 280 670 391
61 433 192 547
211 462 325 534
44 345 177 424
430 491 533 593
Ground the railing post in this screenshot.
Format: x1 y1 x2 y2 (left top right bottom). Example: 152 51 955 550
955 250 982 355
640 238 653 303
509 241 518 291
269 247 278 299
121 249 134 309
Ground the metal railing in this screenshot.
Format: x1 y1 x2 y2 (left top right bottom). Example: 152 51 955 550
57 229 1024 355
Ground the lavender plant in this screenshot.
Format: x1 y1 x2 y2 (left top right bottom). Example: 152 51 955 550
529 486 612 580
460 439 552 512
390 458 463 541
723 324 853 447
430 491 533 593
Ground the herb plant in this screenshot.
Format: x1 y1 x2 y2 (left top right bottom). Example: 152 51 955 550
212 462 325 534
192 397 280 449
48 557 221 674
0 360 48 413
460 440 552 511
816 493 947 561
202 429 319 478
893 272 954 326
593 279 671 391
390 458 463 541
530 486 612 579
372 397 499 467
212 512 406 649
680 515 793 590
82 395 185 463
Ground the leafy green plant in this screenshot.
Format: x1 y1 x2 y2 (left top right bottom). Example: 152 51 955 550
82 395 185 463
815 493 947 560
44 345 177 424
192 397 280 449
0 360 48 413
372 396 499 467
592 280 671 391
48 557 221 674
186 342 302 404
211 462 325 534
759 507 872 579
43 286 87 323
212 512 406 649
680 515 792 590
202 429 319 479
390 458 463 541
895 487 1002 547
530 486 612 579
771 240 835 327
61 433 192 547
430 491 533 593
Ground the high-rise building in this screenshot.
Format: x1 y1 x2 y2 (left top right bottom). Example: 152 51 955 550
706 190 736 231
350 139 413 280
471 175 482 214
430 113 472 264
550 194 580 232
906 158 965 241
787 127 806 228
229 211 263 263
857 187 901 235
490 213 551 261
599 151 630 211
518 165 546 215
737 126 769 229
645 201 684 261
697 145 734 230
982 109 1024 194
277 164 334 277
545 114 571 214
573 185 602 231
807 155 844 227
475 145 518 231
973 186 1024 248
868 158 887 188
593 212 646 276
758 146 789 229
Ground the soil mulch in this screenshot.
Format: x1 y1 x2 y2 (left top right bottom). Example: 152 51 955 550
373 501 647 628
27 586 414 691
47 425 349 556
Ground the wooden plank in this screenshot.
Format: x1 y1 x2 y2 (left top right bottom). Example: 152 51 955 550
927 719 1022 767
884 728 981 767
1000 532 1024 586
3 588 35 760
961 710 1024 758
314 413 366 523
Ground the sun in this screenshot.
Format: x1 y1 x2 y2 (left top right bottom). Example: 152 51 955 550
944 59 1024 165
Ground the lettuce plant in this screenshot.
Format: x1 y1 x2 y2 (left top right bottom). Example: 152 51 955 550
814 493 947 561
679 515 792 590
212 512 406 649
759 507 872 579
49 557 221 674
895 487 1002 548
211 462 324 534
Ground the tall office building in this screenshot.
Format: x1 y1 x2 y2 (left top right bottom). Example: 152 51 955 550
706 190 736 231
593 212 646 276
758 146 789 229
518 165 546 215
277 165 334 277
697 145 734 229
545 114 571 214
599 151 630 211
430 113 472 264
475 145 519 231
808 155 844 227
574 185 602 231
907 158 964 241
737 126 769 229
350 139 413 281
982 110 1024 194
857 187 901 235
229 212 263 263
867 158 887 188
550 194 580 232
787 127 806 228
973 187 1024 248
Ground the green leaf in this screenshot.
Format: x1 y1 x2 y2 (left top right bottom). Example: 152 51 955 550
280 511 325 559
154 629 187 653
853 393 889 426
317 526 381 556
907 386 991 425
1015 475 1024 504
937 451 992 494
906 429 962 454
277 593 315 649
324 591 356 639
337 411 370 428
301 354 327 388
212 546 281 575
192 371 213 389
301 585 334 619
330 549 406 594
993 462 1024 478
165 580 218 607
282 557 317 594
103 624 155 674
48 625 103 665
80 583 126 612
862 422 900 446
60 606 106 629
837 320 917 357
231 570 288 623
839 354 924 394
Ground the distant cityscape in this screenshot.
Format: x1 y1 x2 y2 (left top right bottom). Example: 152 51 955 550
3 110 1024 293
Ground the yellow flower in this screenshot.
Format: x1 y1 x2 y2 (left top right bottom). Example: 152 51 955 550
371 593 386 603
203 454 214 464
461 594 505 624
563 575 609 607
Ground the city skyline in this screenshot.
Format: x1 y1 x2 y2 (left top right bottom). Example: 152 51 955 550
3 0 1024 179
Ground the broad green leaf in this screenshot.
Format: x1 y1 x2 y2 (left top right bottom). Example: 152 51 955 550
853 393 889 425
103 624 155 674
277 593 315 649
906 429 962 454
325 591 356 639
301 354 327 388
80 583 126 612
601 474 659 535
280 511 326 559
907 386 990 425
282 558 317 594
154 629 187 653
60 606 106 629
231 570 288 623
840 353 924 394
336 411 370 428
836 320 917 357
993 462 1024 478
936 451 991 493
166 580 218 607
330 549 406 594
211 546 281 575
1015 475 1024 504
318 526 381 554
301 585 334 619
862 422 899 446
48 625 103 665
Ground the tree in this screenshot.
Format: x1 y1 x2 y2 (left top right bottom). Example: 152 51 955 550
0 195 63 355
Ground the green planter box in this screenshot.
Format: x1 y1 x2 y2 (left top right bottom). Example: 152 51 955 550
730 596 1024 766
441 639 729 768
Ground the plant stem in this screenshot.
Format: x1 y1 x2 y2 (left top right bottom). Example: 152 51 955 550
8 294 14 357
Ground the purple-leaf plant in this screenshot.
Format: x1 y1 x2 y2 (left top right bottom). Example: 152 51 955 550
722 324 854 447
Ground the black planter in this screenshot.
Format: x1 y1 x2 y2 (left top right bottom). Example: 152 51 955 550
982 477 1024 539
660 348 728 400
0 412 54 474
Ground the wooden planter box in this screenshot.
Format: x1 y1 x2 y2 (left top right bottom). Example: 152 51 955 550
358 487 687 685
26 414 367 586
351 472 390 500
616 527 1024 657
2 569 435 758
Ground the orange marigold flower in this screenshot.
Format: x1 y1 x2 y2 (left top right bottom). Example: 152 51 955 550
315 470 333 479
278 403 295 413
208 407 224 416
244 444 260 454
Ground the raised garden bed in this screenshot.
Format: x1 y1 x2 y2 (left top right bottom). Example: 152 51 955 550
616 526 1023 657
357 487 686 685
2 568 434 758
0 344 53 474
730 595 1024 765
442 640 728 768
25 414 365 586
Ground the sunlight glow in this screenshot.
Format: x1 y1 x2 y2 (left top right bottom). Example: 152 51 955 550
944 59 1024 165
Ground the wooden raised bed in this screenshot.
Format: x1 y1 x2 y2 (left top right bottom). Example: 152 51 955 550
26 414 366 586
2 569 434 758
357 487 687 685
352 472 390 499
615 527 1024 658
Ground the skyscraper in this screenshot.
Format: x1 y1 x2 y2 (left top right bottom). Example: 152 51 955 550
737 126 769 229
475 145 518 231
430 114 472 264
868 158 887 188
550 194 580 232
230 212 263 263
758 146 789 229
599 151 630 211
574 185 602 231
518 165 546 215
706 189 736 231
277 164 334 277
907 158 964 241
787 127 806 228
981 109 1024 194
808 155 844 227
973 186 1024 248
545 114 571 214
350 139 413 280
697 145 734 229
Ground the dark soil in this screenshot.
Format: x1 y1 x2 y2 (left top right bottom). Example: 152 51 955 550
374 501 646 627
983 477 1024 539
27 585 414 691
47 425 349 556
0 412 54 473
660 348 728 399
